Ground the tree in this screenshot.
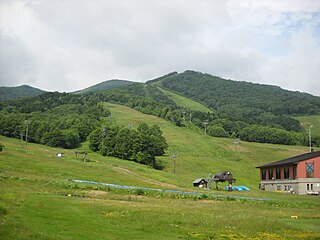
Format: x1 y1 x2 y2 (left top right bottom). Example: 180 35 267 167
88 128 102 151
114 128 142 160
62 129 80 148
41 129 65 148
207 125 229 138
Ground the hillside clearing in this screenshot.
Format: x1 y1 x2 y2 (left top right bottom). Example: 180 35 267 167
158 87 213 113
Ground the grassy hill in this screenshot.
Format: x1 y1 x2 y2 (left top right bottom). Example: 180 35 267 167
1 102 319 239
0 85 46 101
295 115 320 136
73 79 132 94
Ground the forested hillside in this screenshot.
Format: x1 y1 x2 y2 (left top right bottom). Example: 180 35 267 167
156 70 320 116
1 70 320 151
145 70 320 146
73 79 132 94
0 85 46 101
0 91 167 168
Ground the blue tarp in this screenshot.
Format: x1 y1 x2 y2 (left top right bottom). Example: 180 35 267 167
69 179 269 201
224 186 250 191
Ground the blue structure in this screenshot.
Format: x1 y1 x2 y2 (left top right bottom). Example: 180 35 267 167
224 186 250 191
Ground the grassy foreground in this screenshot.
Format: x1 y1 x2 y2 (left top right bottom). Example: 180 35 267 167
1 103 320 239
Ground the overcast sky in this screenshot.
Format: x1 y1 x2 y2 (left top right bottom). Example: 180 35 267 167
0 0 319 95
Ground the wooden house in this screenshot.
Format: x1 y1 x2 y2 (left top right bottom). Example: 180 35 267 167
256 150 320 195
193 178 208 188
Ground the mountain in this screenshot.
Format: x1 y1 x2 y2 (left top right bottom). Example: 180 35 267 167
73 79 132 94
149 70 320 116
0 85 46 101
1 70 320 146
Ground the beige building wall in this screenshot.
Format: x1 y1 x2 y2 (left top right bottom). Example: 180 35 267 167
260 178 320 195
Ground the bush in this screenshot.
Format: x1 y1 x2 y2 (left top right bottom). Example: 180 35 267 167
0 142 4 152
207 125 229 138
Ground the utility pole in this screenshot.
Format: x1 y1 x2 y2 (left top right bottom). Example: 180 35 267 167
25 120 30 147
309 125 313 152
173 155 177 173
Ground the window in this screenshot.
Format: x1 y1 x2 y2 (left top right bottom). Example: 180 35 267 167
306 163 314 178
311 184 313 191
293 165 297 179
284 168 290 179
261 170 266 180
268 169 274 180
307 184 309 191
276 169 281 179
277 185 281 190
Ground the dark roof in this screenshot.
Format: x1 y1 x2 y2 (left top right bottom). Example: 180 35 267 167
256 150 320 168
192 178 207 184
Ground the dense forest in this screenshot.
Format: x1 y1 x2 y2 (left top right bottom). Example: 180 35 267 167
158 70 320 116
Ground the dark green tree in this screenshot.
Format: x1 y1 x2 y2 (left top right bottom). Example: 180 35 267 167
207 125 230 138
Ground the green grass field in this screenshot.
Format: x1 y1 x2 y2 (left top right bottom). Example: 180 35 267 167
1 103 319 239
295 115 320 136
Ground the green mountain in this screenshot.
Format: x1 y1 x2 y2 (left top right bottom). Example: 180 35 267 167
1 70 320 148
73 79 132 94
150 70 320 116
0 85 46 101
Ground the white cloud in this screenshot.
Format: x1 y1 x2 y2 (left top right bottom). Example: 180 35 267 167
0 0 319 95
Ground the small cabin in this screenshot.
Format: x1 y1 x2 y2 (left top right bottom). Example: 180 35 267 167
193 178 208 188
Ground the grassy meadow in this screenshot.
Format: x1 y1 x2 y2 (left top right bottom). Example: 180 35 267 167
1 103 320 240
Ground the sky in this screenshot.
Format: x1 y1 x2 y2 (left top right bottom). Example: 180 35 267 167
0 0 320 95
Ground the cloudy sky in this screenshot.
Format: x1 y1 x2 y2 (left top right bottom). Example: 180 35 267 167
0 0 319 95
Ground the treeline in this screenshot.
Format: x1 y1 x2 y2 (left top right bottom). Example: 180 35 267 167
0 92 103 114
0 92 110 149
88 122 167 169
0 91 167 168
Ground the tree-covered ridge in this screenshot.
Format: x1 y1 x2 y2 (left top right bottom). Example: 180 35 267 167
0 92 109 149
73 79 132 94
0 85 46 101
0 91 103 114
159 70 320 116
